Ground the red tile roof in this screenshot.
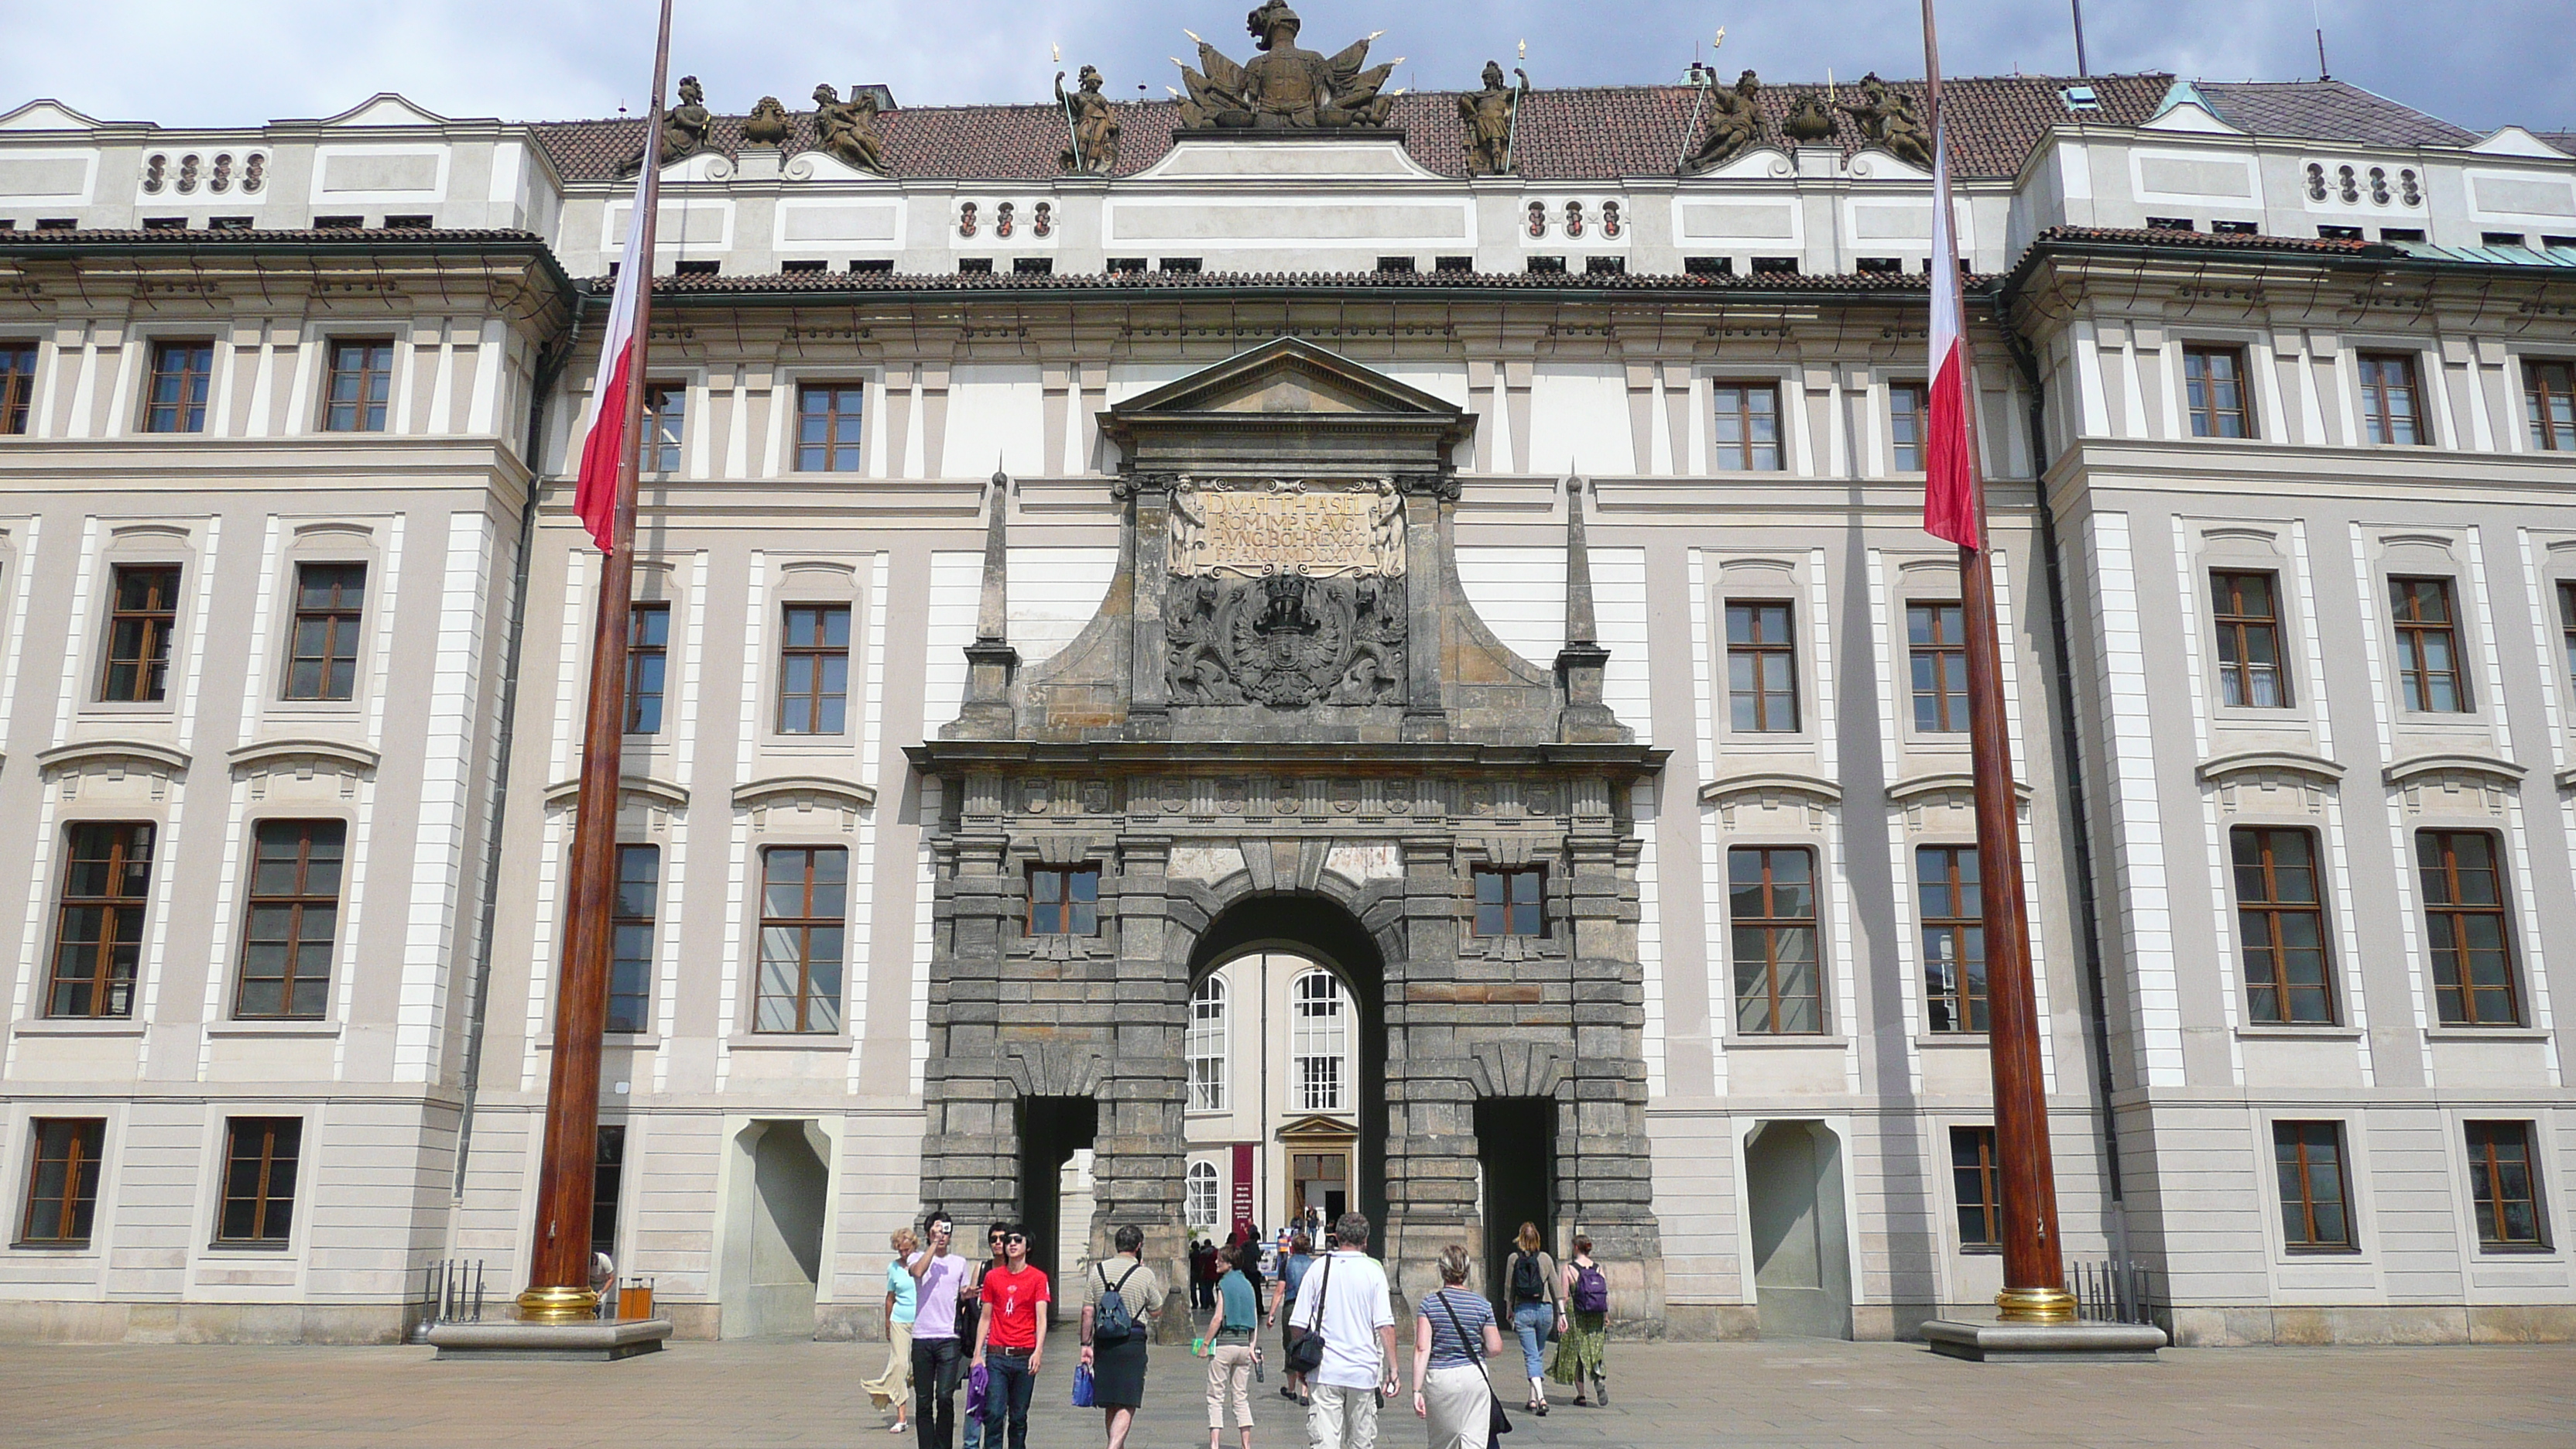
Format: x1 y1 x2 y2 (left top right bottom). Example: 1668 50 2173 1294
611 266 1959 300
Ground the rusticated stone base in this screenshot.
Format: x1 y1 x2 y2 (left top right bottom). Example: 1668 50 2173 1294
1660 1303 1762 1340
2168 1303 2576 1347
0 1300 413 1345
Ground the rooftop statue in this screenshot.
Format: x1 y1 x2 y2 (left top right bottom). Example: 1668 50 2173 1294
1783 91 1835 143
811 83 889 173
1057 64 1122 174
1173 1 1401 130
1683 68 1766 172
742 94 793 147
1457 60 1526 175
1838 72 1933 170
650 74 713 166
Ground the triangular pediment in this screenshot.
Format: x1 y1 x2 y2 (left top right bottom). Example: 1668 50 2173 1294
0 99 115 132
1115 337 1462 421
1277 1114 1358 1142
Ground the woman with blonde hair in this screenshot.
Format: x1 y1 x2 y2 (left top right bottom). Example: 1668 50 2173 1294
1500 1223 1563 1415
862 1228 920 1434
1410 1243 1506 1449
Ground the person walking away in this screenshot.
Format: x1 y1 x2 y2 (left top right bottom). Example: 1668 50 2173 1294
1266 1231 1316 1406
906 1214 976 1449
960 1225 1007 1449
971 1224 1049 1449
1410 1245 1506 1449
1288 1211 1396 1449
1201 1242 1261 1449
1500 1224 1564 1416
865 1229 921 1434
1192 1236 1220 1314
1081 1224 1166 1449
1549 1236 1611 1408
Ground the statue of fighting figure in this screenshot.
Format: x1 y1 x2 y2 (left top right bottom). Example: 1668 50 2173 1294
1173 1 1400 129
1457 60 1526 176
1056 64 1123 173
1838 72 1934 170
810 83 889 173
1683 68 1767 172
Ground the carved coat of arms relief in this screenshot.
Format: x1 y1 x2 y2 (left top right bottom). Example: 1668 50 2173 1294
1163 478 1409 708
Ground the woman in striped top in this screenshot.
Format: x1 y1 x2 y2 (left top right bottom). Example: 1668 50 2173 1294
1409 1244 1507 1449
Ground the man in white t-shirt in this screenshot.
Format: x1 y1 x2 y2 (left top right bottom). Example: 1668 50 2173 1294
1286 1211 1397 1449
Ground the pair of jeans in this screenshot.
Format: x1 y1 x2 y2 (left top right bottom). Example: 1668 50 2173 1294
1510 1301 1553 1382
980 1348 1036 1449
910 1336 964 1449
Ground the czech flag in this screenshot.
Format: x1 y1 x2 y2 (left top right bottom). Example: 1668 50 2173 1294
570 166 653 552
1923 111 1980 550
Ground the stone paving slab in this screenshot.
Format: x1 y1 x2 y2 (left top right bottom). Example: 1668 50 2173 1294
2 1334 2571 1447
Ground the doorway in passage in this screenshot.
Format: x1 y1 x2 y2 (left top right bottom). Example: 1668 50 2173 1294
1017 1094 1098 1322
1475 1096 1557 1314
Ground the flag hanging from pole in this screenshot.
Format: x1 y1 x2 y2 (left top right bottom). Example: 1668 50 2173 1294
570 166 653 552
1922 105 1980 550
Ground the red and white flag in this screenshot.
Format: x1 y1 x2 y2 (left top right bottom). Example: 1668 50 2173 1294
1922 109 1980 550
570 167 653 552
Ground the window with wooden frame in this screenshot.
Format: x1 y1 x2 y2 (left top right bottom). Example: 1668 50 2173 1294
1187 975 1228 1112
1907 601 1968 732
2357 351 2424 445
2465 1121 2547 1250
608 844 658 1034
235 820 345 1020
2182 344 2253 439
1290 969 1350 1112
2209 570 2290 708
283 562 365 701
591 1125 626 1260
639 384 685 474
1917 844 1989 1033
100 563 182 702
1026 864 1101 937
2273 1120 2355 1251
2527 360 2576 451
776 603 851 735
1728 846 1822 1033
2389 576 2468 713
2417 830 2522 1026
1950 1125 2000 1250
1471 863 1546 939
1725 600 1800 732
2231 826 2334 1025
16 1118 105 1247
753 845 845 1033
321 338 394 433
144 339 214 433
1889 382 1927 471
1711 382 1783 470
794 382 865 471
625 602 670 735
214 1117 300 1246
46 822 154 1019
0 340 36 435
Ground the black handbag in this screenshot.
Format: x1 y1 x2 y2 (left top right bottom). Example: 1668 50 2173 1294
1283 1255 1331 1375
1432 1289 1512 1438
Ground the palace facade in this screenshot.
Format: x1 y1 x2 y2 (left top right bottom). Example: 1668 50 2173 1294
3 34 2575 1347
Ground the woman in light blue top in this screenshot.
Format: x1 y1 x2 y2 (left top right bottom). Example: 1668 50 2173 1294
863 1228 921 1434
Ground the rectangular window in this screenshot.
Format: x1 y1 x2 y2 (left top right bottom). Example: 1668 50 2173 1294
1889 382 1926 471
215 1118 300 1245
145 340 214 433
625 602 670 735
1027 865 1101 937
776 603 850 735
2530 361 2576 451
1908 601 1968 732
2465 1122 2546 1250
17 1119 105 1247
46 822 154 1019
2232 827 2333 1025
1950 1125 2000 1250
591 1125 626 1261
1471 864 1546 939
0 340 36 435
1729 846 1821 1034
1917 844 1989 1033
2183 345 2252 439
2210 570 2289 708
608 844 658 1034
1290 971 1349 1112
754 846 845 1033
322 338 394 433
1711 382 1783 471
2357 352 2424 445
2273 1120 2355 1251
101 563 182 702
640 384 684 474
795 382 864 471
2390 577 2468 713
2418 830 2521 1026
235 820 345 1020
1725 600 1799 732
283 562 366 701
2561 582 2576 699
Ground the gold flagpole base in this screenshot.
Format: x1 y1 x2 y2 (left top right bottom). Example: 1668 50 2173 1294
516 1285 602 1324
1994 1286 2078 1324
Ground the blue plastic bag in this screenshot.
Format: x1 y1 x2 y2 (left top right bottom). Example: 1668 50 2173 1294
966 1361 990 1416
1070 1362 1096 1409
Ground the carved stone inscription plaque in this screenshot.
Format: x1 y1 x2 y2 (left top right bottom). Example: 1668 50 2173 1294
1169 479 1405 579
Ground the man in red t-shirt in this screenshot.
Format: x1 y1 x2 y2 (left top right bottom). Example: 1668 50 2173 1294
971 1222 1050 1449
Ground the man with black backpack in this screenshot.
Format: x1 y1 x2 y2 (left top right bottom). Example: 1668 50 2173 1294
1078 1224 1166 1449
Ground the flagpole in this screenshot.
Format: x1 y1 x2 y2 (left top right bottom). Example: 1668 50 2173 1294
518 0 673 1325
1921 0 2075 1326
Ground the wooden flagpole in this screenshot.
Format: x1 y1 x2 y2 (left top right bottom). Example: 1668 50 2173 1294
517 0 673 1324
1921 0 2075 1325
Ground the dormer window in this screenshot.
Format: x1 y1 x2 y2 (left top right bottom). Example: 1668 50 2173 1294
2060 84 2100 113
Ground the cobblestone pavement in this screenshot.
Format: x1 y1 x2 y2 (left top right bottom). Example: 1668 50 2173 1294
3 1333 2572 1447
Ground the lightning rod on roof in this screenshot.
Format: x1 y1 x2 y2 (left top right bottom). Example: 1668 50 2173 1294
2312 0 2331 79
2068 0 2090 77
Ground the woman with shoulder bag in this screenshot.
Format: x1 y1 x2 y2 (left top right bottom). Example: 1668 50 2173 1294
1411 1244 1508 1449
1548 1236 1611 1408
1499 1224 1562 1416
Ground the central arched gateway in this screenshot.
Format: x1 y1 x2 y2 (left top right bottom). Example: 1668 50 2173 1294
909 337 1667 1330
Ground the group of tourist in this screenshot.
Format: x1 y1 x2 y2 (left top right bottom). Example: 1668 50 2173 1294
862 1209 1614 1449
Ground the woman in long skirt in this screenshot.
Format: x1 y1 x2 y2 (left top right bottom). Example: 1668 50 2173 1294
862 1228 920 1434
1547 1235 1610 1408
1410 1244 1506 1449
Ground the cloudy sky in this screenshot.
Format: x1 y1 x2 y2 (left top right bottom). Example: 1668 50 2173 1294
7 0 2570 136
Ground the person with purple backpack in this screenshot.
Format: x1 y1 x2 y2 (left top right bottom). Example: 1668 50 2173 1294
1547 1235 1612 1408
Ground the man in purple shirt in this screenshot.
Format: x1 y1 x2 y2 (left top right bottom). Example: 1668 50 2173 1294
908 1211 977 1449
